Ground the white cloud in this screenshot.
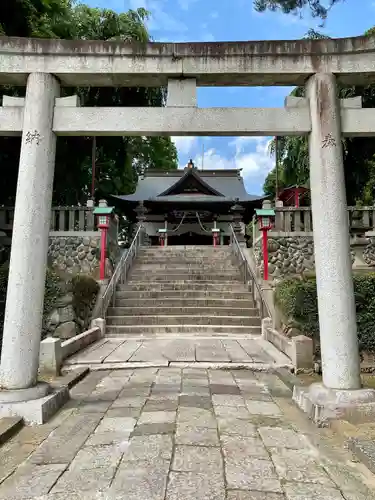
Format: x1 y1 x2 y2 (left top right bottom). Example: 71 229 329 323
172 136 198 155
179 137 275 194
178 0 199 10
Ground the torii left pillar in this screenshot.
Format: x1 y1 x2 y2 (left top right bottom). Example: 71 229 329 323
0 73 59 403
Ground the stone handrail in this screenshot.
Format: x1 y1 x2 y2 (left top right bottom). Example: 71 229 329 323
0 206 97 232
271 206 375 234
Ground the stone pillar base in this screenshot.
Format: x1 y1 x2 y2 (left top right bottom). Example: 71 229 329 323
0 382 49 403
0 384 69 424
293 382 375 426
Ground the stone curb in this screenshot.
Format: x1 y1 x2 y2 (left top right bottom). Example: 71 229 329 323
49 366 90 390
348 438 375 474
0 417 23 446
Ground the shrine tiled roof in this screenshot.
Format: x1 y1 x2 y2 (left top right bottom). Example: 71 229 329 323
113 168 263 203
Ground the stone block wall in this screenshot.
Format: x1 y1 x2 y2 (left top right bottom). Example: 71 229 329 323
48 234 100 275
254 234 360 279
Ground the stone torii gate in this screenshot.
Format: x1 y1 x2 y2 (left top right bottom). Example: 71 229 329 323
1 36 375 421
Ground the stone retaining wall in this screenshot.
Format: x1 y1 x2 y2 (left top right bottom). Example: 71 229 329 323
48 234 100 275
254 235 363 279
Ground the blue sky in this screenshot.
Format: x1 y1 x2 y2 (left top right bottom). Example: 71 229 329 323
86 0 375 194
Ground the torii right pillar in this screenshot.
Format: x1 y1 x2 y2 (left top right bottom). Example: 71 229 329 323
294 73 375 421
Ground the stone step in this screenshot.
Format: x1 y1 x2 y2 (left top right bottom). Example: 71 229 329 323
118 282 247 292
105 325 262 335
114 298 256 308
115 290 253 299
138 250 232 258
128 274 242 282
135 259 236 265
106 315 260 326
107 306 259 317
134 259 238 271
131 269 239 276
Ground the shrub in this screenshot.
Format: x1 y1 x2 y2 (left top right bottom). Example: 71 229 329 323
71 274 99 307
275 274 375 354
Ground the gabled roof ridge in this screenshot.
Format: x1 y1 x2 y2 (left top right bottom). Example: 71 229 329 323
158 168 224 197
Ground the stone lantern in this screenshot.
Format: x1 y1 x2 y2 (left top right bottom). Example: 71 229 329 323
230 198 246 246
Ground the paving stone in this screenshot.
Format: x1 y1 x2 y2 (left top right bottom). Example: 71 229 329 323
177 407 217 428
179 395 212 409
245 401 282 417
94 417 136 433
138 411 176 424
106 407 142 418
212 395 246 407
214 405 250 419
323 463 375 497
51 466 116 494
342 492 375 500
0 442 36 483
227 492 285 500
118 387 151 397
11 426 53 446
221 434 269 459
283 482 344 500
121 434 173 462
110 396 147 408
210 384 241 395
149 393 179 402
132 423 176 436
110 459 170 500
143 400 179 412
28 414 102 465
166 471 225 500
176 424 219 446
270 448 334 485
225 457 282 492
76 401 112 413
246 415 293 428
0 463 67 499
85 431 131 446
258 427 310 449
83 389 121 402
244 392 274 402
181 385 210 396
152 384 181 394
217 417 257 437
172 445 223 472
70 445 123 469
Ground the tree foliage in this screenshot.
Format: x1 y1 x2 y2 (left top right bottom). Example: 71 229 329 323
253 0 344 21
0 1 178 205
263 28 375 206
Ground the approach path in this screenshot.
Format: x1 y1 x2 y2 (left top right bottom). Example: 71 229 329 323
0 367 375 499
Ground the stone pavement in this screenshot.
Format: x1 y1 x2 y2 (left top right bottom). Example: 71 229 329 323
1 368 375 499
63 336 289 369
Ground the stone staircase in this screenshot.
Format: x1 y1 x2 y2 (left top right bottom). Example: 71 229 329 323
105 245 262 337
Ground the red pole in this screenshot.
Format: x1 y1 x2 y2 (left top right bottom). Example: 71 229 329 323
262 229 269 281
99 227 107 280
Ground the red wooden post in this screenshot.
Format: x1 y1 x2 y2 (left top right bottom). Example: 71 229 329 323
262 229 269 281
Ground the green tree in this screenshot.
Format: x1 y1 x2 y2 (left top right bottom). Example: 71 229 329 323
263 28 375 205
253 0 344 21
0 1 178 205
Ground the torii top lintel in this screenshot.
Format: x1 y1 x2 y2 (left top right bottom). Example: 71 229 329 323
1 35 375 87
